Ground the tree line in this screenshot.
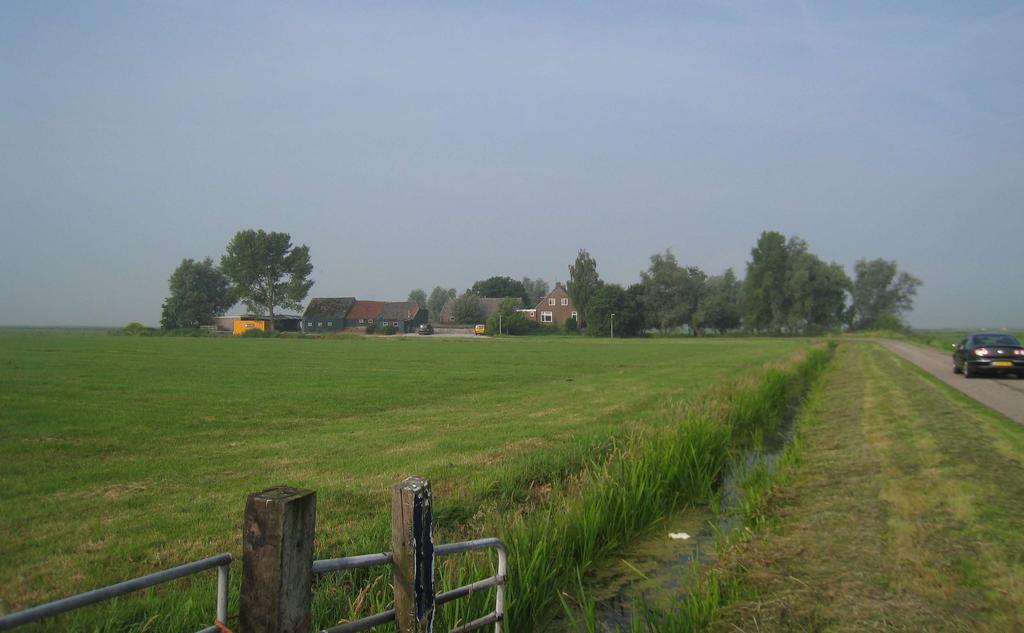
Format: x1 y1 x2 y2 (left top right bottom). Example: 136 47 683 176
162 228 919 337
570 231 920 336
415 230 920 337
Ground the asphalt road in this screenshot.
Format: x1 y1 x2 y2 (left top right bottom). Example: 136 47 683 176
878 339 1024 425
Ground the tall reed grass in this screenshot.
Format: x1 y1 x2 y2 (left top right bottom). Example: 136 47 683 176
436 344 833 631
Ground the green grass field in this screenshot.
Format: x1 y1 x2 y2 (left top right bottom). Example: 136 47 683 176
0 330 809 626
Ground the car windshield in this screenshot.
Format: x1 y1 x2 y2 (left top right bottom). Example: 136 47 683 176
971 334 1021 347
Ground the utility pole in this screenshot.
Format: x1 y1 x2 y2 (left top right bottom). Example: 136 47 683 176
610 313 615 339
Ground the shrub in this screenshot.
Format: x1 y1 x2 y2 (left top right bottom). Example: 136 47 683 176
873 312 907 333
364 323 377 334
122 322 151 335
380 325 398 335
239 328 283 338
163 328 214 337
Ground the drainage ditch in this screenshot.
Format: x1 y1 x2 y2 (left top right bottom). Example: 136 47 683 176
554 413 797 631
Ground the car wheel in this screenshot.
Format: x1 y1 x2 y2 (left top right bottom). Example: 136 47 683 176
953 363 961 374
963 363 973 378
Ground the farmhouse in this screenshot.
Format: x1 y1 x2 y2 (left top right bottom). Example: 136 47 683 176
526 282 577 327
300 297 429 334
377 302 429 333
301 297 356 333
344 300 387 329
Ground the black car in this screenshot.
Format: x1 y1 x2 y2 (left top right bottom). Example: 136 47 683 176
418 323 434 335
953 333 1024 378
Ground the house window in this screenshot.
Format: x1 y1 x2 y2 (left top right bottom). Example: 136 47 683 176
327 321 332 326
359 319 364 324
318 322 323 327
561 298 568 306
307 321 313 327
548 298 555 306
571 311 578 320
541 311 553 323
393 322 399 327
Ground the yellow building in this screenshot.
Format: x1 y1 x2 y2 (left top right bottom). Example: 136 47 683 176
232 319 268 335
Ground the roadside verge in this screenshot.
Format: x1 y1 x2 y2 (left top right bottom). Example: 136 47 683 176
708 342 1024 631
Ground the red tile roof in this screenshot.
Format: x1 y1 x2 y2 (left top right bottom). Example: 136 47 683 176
380 302 423 320
347 300 386 320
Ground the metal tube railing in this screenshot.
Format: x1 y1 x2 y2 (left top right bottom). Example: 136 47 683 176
313 552 392 574
321 608 396 633
436 538 507 633
0 553 232 632
450 611 502 633
314 538 507 633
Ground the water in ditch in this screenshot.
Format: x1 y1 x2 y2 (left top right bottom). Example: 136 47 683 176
551 415 797 631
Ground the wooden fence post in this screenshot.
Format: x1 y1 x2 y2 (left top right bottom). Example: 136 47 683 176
240 486 317 633
392 476 435 633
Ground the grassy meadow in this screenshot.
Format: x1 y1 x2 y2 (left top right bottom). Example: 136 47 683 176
0 330 811 629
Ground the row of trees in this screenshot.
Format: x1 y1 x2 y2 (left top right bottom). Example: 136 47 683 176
160 230 313 330
422 232 920 337
557 232 920 337
162 228 918 338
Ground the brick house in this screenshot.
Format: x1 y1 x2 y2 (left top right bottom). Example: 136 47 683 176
527 282 578 327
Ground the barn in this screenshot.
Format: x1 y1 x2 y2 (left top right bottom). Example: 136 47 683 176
301 298 356 333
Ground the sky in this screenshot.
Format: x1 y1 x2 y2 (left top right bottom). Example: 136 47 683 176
1 1 1022 329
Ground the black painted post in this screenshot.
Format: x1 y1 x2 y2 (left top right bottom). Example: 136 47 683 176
392 476 435 633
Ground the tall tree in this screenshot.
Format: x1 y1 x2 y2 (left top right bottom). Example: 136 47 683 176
679 265 707 335
743 231 791 333
220 229 313 329
743 232 852 334
586 284 644 337
640 251 684 332
567 249 602 327
696 268 742 334
625 283 649 334
159 257 234 329
786 252 850 332
521 277 550 306
452 293 483 324
469 276 529 305
638 250 705 333
849 259 922 329
407 288 427 307
427 286 456 321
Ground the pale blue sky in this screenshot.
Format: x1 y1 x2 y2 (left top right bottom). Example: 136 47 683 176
2 1 1022 328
